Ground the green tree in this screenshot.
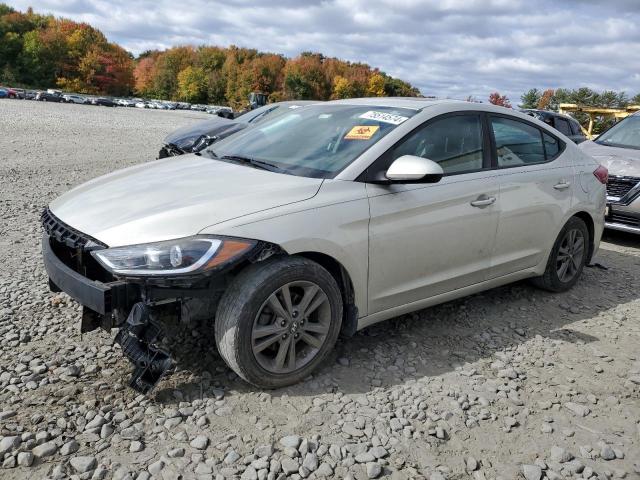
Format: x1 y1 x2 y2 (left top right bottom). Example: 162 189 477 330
520 88 541 109
152 46 195 99
383 76 420 97
177 65 207 102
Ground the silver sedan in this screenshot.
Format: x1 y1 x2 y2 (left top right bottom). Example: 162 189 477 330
42 98 606 392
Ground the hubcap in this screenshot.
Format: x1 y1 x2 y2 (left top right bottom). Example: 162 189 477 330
251 281 331 374
556 228 585 283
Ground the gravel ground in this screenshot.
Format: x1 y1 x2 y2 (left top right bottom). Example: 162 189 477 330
0 100 639 480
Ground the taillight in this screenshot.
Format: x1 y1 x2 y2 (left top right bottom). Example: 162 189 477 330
593 165 608 184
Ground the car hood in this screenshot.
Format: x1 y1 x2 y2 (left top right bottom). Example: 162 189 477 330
49 155 323 247
580 141 640 177
164 117 244 146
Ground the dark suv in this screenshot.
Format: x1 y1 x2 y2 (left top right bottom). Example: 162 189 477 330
35 91 64 102
521 109 586 144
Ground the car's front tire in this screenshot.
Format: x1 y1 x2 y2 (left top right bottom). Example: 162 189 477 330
215 256 343 388
532 216 589 292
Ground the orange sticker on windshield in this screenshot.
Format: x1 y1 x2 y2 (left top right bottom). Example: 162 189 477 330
344 125 379 140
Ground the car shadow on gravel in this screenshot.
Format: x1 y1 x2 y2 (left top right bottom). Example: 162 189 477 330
151 246 638 404
601 229 640 249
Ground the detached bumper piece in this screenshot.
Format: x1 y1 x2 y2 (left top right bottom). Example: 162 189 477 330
115 303 174 394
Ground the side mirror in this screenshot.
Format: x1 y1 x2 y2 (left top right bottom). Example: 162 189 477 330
385 155 444 183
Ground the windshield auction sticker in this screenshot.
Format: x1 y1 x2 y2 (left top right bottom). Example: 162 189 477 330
345 125 380 140
359 111 408 125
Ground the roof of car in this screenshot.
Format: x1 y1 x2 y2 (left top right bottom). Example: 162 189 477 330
326 97 464 110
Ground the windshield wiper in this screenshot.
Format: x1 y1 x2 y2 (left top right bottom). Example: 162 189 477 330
220 155 283 173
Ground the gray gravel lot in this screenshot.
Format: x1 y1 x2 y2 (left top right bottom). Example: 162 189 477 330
0 100 639 480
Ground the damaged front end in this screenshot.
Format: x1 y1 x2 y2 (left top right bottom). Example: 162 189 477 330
114 303 173 394
41 208 278 394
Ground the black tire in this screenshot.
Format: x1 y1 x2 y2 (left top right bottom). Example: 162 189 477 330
215 256 343 388
531 216 590 292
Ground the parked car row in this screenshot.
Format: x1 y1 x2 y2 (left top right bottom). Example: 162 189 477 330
0 86 235 115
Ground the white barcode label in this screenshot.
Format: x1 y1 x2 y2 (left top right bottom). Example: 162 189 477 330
359 110 409 125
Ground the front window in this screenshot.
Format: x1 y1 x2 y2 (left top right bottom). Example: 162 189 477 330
208 104 417 178
596 115 640 150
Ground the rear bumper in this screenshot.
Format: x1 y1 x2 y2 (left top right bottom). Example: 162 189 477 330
42 235 130 315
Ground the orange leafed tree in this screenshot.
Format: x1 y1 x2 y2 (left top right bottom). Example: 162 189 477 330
537 88 554 110
488 92 512 108
134 56 157 95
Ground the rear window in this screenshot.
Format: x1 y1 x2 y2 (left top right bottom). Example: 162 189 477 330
491 116 563 166
491 117 546 166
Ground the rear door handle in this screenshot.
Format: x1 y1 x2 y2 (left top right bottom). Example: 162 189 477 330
470 196 496 207
554 181 571 190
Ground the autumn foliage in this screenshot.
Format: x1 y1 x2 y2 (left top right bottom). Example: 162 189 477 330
0 5 134 95
134 48 419 109
488 92 512 108
0 4 419 107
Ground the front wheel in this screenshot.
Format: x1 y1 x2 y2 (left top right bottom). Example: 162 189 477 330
532 216 589 292
215 256 343 388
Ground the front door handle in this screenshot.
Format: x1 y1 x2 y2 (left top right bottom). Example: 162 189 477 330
554 181 571 190
470 195 496 207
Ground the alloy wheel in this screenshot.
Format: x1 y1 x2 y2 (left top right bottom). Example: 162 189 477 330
251 281 331 374
556 228 585 283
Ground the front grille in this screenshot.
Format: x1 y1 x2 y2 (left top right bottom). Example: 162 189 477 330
606 176 639 199
609 212 640 228
41 209 113 282
159 144 184 158
41 208 106 250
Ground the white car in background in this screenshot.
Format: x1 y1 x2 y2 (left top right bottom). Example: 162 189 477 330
580 112 640 234
62 94 87 104
42 98 606 393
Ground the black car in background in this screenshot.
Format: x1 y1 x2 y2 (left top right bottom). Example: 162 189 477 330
35 91 64 102
158 100 317 157
521 109 587 144
92 97 116 107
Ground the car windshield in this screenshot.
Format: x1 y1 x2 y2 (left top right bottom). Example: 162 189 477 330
595 115 640 150
208 104 417 178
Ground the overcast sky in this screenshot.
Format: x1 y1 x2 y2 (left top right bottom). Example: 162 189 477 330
7 0 640 102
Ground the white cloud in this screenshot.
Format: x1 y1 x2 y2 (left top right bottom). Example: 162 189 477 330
6 0 640 102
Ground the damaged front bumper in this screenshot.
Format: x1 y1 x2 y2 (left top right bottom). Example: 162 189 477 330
43 235 174 393
40 207 276 394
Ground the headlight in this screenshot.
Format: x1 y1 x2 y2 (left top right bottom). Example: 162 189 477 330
91 235 255 276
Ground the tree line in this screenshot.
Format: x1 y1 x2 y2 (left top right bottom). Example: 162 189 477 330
0 4 418 109
134 46 419 109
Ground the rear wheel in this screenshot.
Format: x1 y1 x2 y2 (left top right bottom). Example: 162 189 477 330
215 256 342 388
532 216 589 292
